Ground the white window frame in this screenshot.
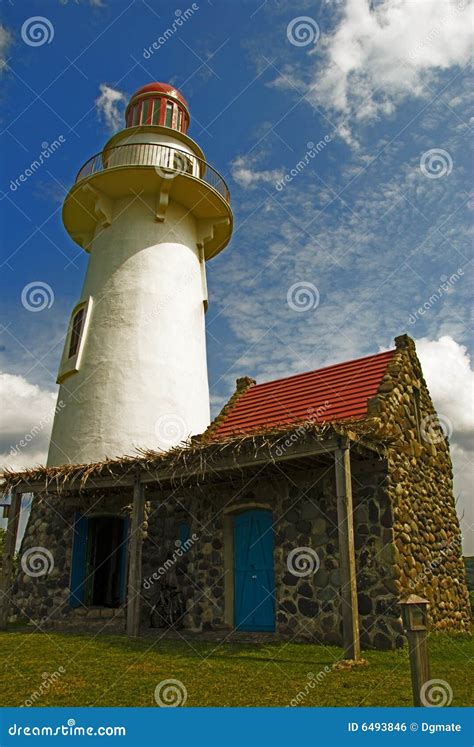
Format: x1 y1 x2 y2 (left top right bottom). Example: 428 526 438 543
57 296 93 384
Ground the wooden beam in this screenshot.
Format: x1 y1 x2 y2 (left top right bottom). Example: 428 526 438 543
126 477 145 637
0 488 22 630
334 445 361 660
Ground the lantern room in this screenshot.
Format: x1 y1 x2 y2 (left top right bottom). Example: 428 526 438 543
124 82 190 133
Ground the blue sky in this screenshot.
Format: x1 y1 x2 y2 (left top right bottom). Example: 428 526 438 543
0 0 473 549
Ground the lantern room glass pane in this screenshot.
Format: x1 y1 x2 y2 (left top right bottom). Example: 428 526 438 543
165 102 173 127
152 99 160 125
132 103 140 127
142 100 151 124
177 109 183 131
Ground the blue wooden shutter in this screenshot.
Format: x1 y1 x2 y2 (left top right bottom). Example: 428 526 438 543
179 522 190 548
69 513 88 608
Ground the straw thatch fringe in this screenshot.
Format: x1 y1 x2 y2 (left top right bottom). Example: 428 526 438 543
0 417 393 496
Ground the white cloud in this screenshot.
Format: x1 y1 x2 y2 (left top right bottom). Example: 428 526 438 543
0 24 13 74
231 155 284 189
0 372 57 471
415 335 474 553
275 0 473 144
95 83 126 133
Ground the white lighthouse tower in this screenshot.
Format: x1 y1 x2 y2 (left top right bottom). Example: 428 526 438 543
47 82 232 466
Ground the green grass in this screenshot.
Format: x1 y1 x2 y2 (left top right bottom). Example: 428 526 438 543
0 630 472 707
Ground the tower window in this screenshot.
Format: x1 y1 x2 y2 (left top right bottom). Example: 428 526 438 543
165 102 174 127
69 307 85 358
152 99 161 125
141 99 151 124
131 103 140 127
177 108 183 131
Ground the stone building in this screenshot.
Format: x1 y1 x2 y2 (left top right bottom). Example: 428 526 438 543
2 334 470 651
0 82 469 653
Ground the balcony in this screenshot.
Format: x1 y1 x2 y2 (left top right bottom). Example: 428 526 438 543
75 142 230 204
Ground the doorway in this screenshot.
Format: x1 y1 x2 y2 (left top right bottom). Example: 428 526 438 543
70 514 128 608
233 509 275 631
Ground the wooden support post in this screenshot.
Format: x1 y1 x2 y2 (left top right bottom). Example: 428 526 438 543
0 489 22 630
334 445 361 660
126 477 145 637
400 595 430 706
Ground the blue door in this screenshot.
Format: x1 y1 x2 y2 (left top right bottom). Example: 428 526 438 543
234 509 275 631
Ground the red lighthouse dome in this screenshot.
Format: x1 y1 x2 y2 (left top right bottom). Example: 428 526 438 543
125 81 190 133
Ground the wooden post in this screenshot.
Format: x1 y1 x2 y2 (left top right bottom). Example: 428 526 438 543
334 445 361 660
0 488 22 630
400 595 430 706
126 477 145 637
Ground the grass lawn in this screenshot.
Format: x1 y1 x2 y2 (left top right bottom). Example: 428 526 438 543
0 630 472 707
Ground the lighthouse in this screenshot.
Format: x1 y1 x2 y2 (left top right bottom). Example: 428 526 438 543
47 82 232 466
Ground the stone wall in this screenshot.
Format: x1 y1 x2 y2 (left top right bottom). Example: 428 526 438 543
367 334 470 632
142 457 403 649
10 491 130 627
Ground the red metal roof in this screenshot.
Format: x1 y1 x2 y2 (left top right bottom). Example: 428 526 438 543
129 82 189 110
213 349 395 439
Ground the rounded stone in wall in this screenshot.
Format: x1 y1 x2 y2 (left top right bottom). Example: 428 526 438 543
297 598 319 617
297 581 314 598
281 599 297 614
357 594 372 616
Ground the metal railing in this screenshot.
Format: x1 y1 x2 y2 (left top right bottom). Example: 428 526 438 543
75 142 230 203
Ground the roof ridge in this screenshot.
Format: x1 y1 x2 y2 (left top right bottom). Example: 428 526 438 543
247 349 395 392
